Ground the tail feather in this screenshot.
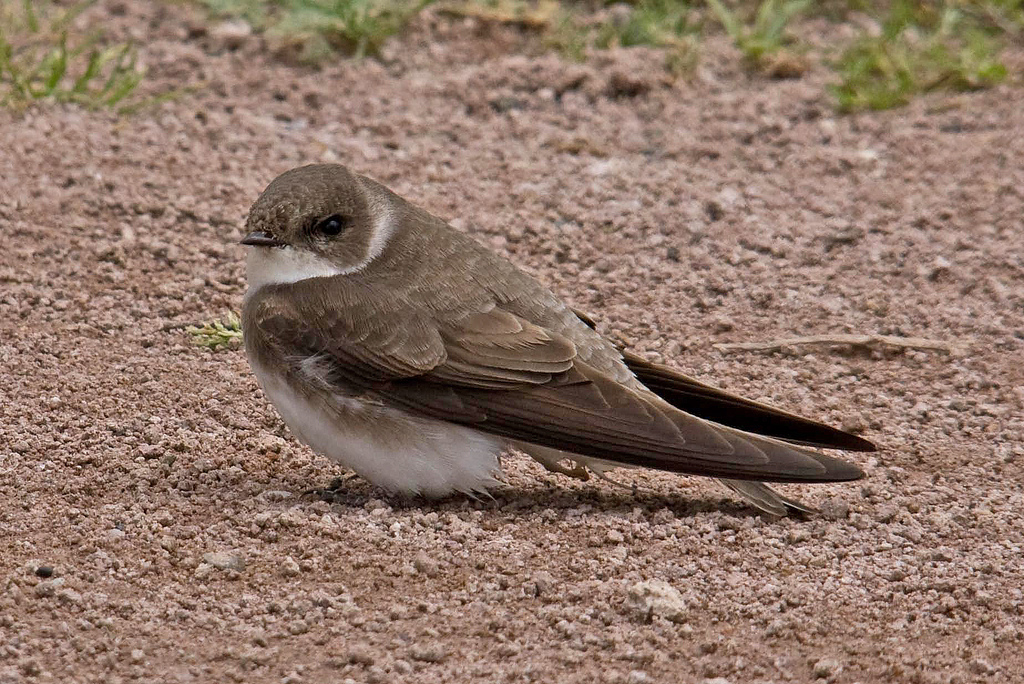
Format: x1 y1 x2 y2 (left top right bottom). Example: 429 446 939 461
519 442 827 516
621 350 877 452
720 479 817 516
572 308 875 453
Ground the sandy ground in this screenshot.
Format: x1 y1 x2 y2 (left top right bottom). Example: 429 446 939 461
2 2 1024 683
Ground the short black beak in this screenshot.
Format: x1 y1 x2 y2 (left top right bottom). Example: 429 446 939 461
240 231 286 247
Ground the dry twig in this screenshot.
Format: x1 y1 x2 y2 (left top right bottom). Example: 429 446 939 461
714 334 964 356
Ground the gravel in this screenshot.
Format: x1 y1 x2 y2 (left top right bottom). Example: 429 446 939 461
1 1 1022 683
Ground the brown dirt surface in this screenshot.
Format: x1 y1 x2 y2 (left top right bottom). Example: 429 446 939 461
3 3 1023 683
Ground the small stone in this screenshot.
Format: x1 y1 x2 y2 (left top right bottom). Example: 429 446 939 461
409 643 447 663
606 70 651 98
413 553 439 578
876 506 898 523
202 552 246 572
130 649 145 663
393 660 413 674
969 658 995 675
928 255 951 281
281 556 301 578
840 413 867 435
210 19 252 50
885 569 906 582
34 565 54 578
713 317 734 333
529 571 555 597
347 648 374 666
818 499 850 520
704 200 725 222
812 657 842 679
194 564 215 580
19 659 42 676
606 529 625 544
107 528 126 541
628 580 688 623
626 671 652 684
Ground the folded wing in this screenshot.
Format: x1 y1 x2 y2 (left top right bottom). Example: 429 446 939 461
573 309 876 452
248 280 865 484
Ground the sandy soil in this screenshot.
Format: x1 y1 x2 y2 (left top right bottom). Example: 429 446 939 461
2 2 1023 683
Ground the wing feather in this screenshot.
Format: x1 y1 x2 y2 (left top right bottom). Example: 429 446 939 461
571 309 876 452
246 280 863 483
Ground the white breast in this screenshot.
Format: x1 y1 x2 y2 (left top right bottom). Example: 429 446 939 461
250 360 504 497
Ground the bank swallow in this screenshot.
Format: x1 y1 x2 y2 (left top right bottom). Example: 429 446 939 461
240 164 875 515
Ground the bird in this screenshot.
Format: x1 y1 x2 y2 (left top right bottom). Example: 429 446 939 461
239 163 875 515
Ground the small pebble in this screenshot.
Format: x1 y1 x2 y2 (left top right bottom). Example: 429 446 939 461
413 553 439 578
812 657 842 679
210 19 252 50
202 552 246 572
409 643 447 663
628 580 688 623
281 556 301 578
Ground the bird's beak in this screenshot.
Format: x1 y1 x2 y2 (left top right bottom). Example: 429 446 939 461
240 231 286 247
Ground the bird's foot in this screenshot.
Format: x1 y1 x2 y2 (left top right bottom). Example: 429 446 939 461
304 472 359 501
541 458 591 481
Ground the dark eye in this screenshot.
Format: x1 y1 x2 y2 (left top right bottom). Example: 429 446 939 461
314 214 346 237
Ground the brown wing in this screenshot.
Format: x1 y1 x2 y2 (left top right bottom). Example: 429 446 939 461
621 351 877 452
572 310 877 453
246 279 579 391
248 280 863 483
247 282 447 385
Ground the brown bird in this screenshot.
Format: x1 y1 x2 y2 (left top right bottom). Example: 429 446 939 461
240 164 875 515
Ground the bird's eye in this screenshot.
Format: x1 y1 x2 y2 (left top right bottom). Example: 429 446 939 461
314 214 346 237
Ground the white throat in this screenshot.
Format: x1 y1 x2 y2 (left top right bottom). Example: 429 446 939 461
245 246 346 294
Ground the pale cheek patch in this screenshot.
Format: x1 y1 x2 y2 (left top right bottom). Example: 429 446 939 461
365 196 396 265
245 246 345 292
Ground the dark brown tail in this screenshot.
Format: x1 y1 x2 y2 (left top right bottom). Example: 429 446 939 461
621 350 876 452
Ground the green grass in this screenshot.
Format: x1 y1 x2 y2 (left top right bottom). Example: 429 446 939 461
187 313 244 351
592 0 697 50
960 0 1024 36
190 0 1021 110
707 0 811 75
200 0 434 61
438 0 560 29
549 0 700 76
0 0 144 111
831 1 1010 112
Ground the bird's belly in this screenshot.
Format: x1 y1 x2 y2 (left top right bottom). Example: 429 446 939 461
250 361 503 497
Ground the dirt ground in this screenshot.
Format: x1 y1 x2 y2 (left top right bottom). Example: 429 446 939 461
3 2 1023 683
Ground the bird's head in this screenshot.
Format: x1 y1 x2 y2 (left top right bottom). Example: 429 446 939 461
241 164 397 290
